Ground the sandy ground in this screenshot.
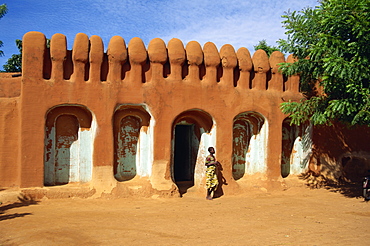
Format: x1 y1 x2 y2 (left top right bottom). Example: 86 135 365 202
0 185 369 246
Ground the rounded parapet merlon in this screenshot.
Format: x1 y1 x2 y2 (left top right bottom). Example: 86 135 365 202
237 47 252 72
50 33 67 81
70 33 89 82
252 49 270 74
270 51 285 74
252 49 270 90
20 31 299 93
203 42 220 85
286 54 299 92
236 47 252 89
107 36 127 82
22 31 47 80
220 44 237 87
168 38 185 65
269 51 285 91
186 41 203 66
89 35 104 83
148 38 167 64
167 38 185 81
186 41 203 83
220 44 237 69
72 33 89 63
128 37 147 65
148 38 167 83
203 42 220 67
128 37 148 85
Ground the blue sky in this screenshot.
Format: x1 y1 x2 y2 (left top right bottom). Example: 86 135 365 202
0 0 319 66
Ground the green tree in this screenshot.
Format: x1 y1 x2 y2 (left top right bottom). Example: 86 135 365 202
278 0 370 126
0 4 8 57
2 39 22 72
253 40 280 57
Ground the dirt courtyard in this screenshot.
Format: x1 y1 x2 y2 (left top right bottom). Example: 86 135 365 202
0 184 369 246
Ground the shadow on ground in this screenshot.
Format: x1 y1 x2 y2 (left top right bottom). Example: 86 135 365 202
0 194 39 221
299 173 364 199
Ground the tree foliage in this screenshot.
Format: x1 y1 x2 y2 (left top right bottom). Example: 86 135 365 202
0 4 8 57
253 40 280 57
2 39 50 72
2 39 22 72
278 0 370 126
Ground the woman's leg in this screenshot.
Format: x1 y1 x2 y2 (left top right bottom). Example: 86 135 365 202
206 188 212 200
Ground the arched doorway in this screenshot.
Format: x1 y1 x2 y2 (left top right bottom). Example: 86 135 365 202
44 105 94 186
281 118 311 177
232 112 266 180
172 109 213 195
113 105 151 181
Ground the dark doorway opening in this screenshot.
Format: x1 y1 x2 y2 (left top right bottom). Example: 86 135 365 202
174 124 196 195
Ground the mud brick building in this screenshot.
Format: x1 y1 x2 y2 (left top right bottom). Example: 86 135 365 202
0 31 368 198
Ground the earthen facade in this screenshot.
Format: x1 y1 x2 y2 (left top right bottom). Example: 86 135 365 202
0 31 368 198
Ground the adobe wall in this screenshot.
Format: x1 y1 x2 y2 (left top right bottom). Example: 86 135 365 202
0 31 310 198
0 72 21 187
309 123 370 184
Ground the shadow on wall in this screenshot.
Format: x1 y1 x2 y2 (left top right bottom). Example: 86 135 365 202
310 123 370 181
214 162 227 199
300 122 370 198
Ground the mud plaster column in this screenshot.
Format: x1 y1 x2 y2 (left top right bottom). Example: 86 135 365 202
150 114 176 191
20 32 48 187
214 113 238 191
92 103 116 190
89 41 115 170
89 36 118 194
266 113 284 188
92 110 116 195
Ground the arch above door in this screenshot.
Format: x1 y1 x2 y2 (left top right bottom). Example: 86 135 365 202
44 104 94 186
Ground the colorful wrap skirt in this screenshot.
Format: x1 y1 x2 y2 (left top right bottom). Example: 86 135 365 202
206 165 218 189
